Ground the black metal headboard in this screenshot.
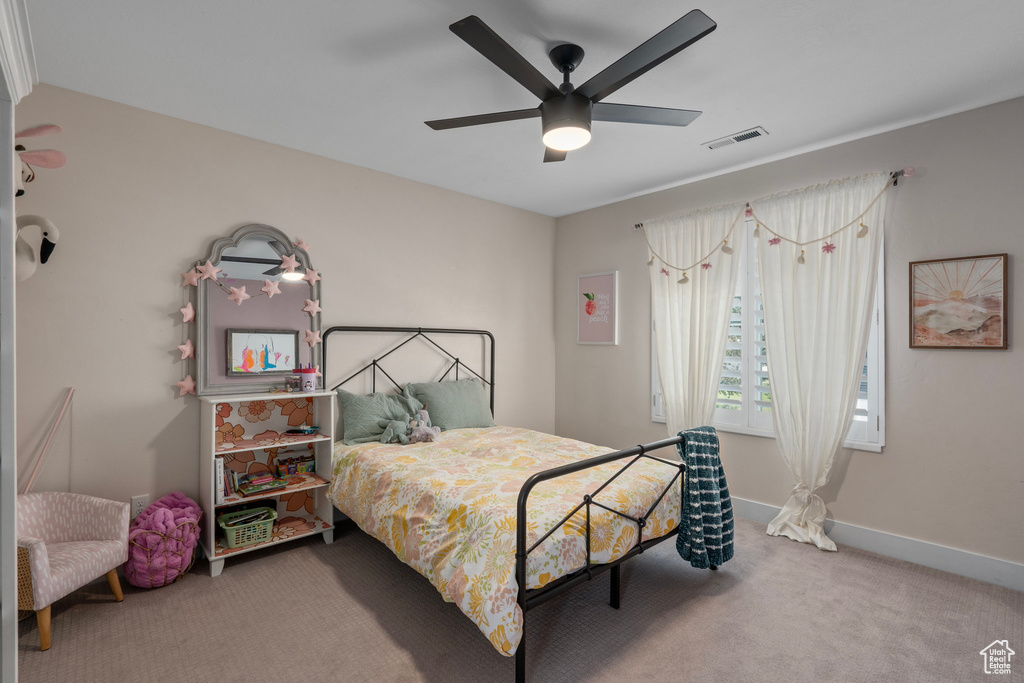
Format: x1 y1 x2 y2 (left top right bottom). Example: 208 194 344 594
321 326 495 413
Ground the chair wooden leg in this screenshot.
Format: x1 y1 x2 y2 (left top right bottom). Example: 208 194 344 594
106 569 124 602
37 605 51 651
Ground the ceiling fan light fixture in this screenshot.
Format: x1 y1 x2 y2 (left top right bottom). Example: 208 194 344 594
543 122 591 151
541 93 593 152
281 271 305 282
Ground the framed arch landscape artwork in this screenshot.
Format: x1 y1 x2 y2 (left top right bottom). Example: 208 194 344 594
910 253 1007 349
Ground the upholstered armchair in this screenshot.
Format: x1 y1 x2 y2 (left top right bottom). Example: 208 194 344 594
16 492 130 650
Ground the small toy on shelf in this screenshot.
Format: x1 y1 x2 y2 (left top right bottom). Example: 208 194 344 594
276 453 316 477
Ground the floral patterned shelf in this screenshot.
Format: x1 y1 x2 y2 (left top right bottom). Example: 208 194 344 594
218 472 329 507
213 514 331 558
214 432 330 454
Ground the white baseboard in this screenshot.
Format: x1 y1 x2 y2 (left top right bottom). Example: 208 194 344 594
732 497 1024 593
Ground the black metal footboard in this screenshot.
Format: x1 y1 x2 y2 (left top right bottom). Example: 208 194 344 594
514 435 715 683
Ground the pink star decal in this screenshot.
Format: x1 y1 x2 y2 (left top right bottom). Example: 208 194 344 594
262 279 281 298
769 237 782 246
176 375 196 396
659 268 670 276
302 299 322 316
180 302 195 323
178 339 195 359
314 365 322 378
302 268 322 285
701 262 712 270
280 253 300 273
228 286 251 306
294 238 311 251
822 242 836 254
197 260 222 281
181 268 201 287
304 329 322 347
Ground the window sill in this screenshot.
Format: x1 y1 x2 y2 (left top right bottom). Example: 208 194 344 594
652 417 884 453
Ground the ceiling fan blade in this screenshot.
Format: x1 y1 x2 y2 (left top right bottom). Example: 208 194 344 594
425 108 540 130
592 102 702 127
449 15 560 102
576 10 717 103
263 266 284 276
220 256 282 265
543 148 567 163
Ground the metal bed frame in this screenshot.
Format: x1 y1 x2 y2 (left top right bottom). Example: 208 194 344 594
323 326 715 683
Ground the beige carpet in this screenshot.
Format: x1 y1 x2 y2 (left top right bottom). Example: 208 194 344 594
18 517 1023 683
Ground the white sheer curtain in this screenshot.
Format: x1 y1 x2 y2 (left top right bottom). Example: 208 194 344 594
646 204 745 435
752 173 888 551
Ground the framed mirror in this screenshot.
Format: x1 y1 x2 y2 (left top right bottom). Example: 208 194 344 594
195 223 321 396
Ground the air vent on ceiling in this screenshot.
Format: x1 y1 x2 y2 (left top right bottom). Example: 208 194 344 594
702 126 769 150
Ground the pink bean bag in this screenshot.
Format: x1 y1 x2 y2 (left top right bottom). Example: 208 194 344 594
124 491 202 588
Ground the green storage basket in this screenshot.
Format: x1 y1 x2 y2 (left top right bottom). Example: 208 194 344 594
217 507 277 549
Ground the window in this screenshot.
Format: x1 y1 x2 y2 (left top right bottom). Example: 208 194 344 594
652 219 885 452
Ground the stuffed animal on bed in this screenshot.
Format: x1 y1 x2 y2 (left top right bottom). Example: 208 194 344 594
378 416 411 444
409 408 441 443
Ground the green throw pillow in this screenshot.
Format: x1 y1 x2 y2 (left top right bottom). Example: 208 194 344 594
337 389 423 445
404 379 494 431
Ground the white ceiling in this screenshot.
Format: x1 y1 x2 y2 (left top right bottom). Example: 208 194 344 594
24 0 1024 217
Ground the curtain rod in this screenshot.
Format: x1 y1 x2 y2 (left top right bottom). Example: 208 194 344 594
631 167 915 231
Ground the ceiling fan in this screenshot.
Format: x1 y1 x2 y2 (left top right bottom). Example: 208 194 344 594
425 10 717 162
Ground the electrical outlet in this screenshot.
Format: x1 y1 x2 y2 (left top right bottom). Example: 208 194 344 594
131 494 149 519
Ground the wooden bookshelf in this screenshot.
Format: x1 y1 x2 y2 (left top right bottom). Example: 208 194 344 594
198 391 336 577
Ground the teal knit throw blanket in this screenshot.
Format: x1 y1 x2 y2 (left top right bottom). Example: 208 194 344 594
676 426 734 569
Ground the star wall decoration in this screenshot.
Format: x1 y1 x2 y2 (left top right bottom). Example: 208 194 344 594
176 375 196 396
294 238 311 251
228 286 251 306
197 260 222 281
262 279 281 298
304 329 322 347
302 268 321 285
180 302 195 323
280 253 300 273
178 339 195 359
181 268 201 287
302 299 322 316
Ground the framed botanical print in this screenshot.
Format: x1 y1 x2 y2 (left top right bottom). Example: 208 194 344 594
910 253 1007 349
577 271 618 345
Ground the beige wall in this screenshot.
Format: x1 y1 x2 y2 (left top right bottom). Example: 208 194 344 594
555 97 1024 564
14 84 556 501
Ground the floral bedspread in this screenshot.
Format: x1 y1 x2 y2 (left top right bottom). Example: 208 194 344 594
329 426 682 656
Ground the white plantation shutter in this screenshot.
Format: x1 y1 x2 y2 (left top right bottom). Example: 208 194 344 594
715 291 743 420
715 220 773 430
750 285 773 430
